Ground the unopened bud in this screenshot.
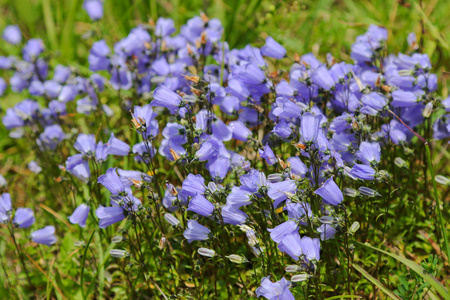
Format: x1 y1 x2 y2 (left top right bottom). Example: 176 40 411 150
349 221 360 235
164 213 180 226
423 102 433 118
435 175 450 186
286 265 301 273
110 249 127 258
343 188 359 197
226 254 248 264
291 274 312 282
319 216 334 224
246 229 258 247
159 236 167 250
267 173 283 183
112 236 123 243
394 157 408 169
358 186 379 197
74 241 86 247
197 248 215 257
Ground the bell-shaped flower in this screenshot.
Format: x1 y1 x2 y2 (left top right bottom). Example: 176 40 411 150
31 226 57 246
312 65 335 91
155 17 175 37
98 168 127 195
0 193 12 222
268 180 297 208
151 84 183 115
278 232 303 261
69 204 90 228
222 205 248 225
261 36 286 59
314 177 343 206
268 220 299 243
106 133 130 156
391 90 419 108
355 142 381 166
183 220 210 243
96 206 126 229
13 208 35 228
350 164 376 181
317 224 337 241
188 194 215 217
259 143 277 165
2 25 21 45
255 276 294 300
83 0 104 21
299 236 321 261
300 113 323 144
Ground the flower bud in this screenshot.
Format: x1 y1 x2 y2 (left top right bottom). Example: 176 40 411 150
358 186 379 197
225 254 248 264
285 265 301 273
197 248 216 258
394 157 408 169
110 249 127 258
423 102 433 118
74 241 86 247
435 175 450 187
319 216 334 224
246 229 258 247
349 221 360 235
291 274 312 282
159 236 167 250
112 236 123 243
164 213 180 226
267 173 283 183
343 188 359 197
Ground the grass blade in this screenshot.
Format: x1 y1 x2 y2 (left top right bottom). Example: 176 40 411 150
353 264 402 300
355 241 450 299
80 229 96 300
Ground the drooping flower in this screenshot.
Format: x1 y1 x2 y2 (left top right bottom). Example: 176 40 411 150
355 142 381 166
255 276 295 300
314 177 343 206
261 36 286 59
151 85 183 114
83 0 104 21
2 25 21 45
259 143 277 165
300 113 323 144
13 208 35 228
69 204 90 228
183 220 210 243
187 194 215 217
31 226 57 246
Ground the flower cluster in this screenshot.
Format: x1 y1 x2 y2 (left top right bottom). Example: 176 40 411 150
0 8 448 299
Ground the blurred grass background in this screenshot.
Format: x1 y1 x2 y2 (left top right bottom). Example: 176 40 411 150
0 0 449 93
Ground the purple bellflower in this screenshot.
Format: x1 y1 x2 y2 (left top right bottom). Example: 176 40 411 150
300 113 323 144
31 226 57 246
259 143 277 165
69 204 90 228
255 276 295 300
183 219 210 243
151 85 183 115
261 36 287 59
314 177 343 206
83 0 104 21
13 208 35 228
2 25 21 45
187 194 215 217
